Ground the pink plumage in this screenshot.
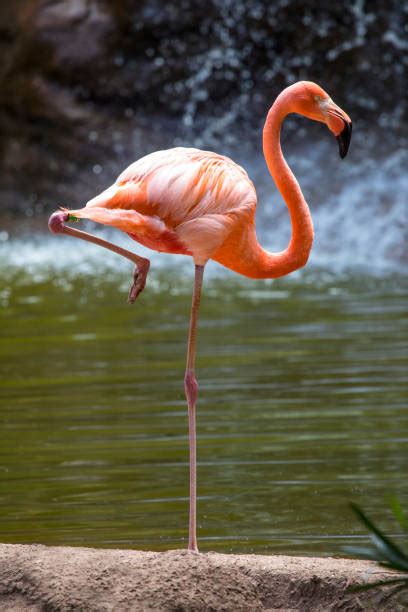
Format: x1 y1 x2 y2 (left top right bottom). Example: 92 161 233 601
69 148 256 265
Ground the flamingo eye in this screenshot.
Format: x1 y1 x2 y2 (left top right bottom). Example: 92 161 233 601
314 95 322 102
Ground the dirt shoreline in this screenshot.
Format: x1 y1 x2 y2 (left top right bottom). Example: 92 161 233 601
0 543 404 611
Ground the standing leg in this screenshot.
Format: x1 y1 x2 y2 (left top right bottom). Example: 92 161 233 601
184 264 205 553
48 211 150 302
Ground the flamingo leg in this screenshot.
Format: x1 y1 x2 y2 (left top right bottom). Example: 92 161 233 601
48 211 150 303
184 264 205 553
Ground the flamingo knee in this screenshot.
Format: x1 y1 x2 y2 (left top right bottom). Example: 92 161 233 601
48 211 69 234
184 369 198 407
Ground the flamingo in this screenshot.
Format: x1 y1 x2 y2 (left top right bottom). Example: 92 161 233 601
48 81 351 553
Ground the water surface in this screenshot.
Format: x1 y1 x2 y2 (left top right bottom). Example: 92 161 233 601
0 246 407 555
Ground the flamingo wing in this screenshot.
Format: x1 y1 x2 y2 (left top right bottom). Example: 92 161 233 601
68 147 257 264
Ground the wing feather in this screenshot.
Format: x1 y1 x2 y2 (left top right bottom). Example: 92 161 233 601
70 147 257 263
117 148 256 225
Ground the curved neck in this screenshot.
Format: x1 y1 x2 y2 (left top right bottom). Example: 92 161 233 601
258 88 314 277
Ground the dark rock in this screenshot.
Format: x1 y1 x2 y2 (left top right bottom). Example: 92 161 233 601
0 0 406 215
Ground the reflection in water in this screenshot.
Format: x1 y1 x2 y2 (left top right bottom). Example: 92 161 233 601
0 250 407 555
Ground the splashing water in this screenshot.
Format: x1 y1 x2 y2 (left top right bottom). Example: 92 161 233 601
2 1 406 276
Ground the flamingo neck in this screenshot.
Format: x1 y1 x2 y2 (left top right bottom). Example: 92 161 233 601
257 87 314 278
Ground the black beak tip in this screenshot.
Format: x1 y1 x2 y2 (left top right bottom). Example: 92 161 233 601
336 121 352 159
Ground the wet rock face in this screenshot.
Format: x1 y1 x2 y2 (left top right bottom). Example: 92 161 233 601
0 0 406 214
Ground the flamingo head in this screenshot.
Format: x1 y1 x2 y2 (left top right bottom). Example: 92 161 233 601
289 81 352 159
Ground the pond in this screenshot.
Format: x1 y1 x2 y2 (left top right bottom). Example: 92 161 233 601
0 232 407 555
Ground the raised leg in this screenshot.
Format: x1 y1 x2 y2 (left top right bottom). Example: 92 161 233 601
184 264 205 553
48 211 150 302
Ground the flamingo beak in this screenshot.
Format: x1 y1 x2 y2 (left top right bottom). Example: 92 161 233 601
336 120 352 159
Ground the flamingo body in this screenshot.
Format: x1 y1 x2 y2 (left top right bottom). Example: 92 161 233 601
70 147 256 267
49 81 352 552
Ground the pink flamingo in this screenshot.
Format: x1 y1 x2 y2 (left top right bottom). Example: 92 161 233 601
49 81 351 552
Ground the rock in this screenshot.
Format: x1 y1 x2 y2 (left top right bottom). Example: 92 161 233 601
0 543 406 611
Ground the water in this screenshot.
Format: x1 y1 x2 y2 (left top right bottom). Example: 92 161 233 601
2 0 406 559
0 234 407 555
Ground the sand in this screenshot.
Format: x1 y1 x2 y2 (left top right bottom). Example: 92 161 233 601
0 543 404 611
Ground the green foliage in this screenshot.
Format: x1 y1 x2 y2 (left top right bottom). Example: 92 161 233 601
345 500 408 603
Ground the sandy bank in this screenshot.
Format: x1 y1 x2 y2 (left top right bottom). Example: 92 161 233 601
0 543 403 611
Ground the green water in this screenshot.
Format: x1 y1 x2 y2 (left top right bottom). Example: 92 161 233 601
0 265 407 555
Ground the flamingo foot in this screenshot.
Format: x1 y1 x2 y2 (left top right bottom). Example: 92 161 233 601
128 260 150 304
48 209 151 304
